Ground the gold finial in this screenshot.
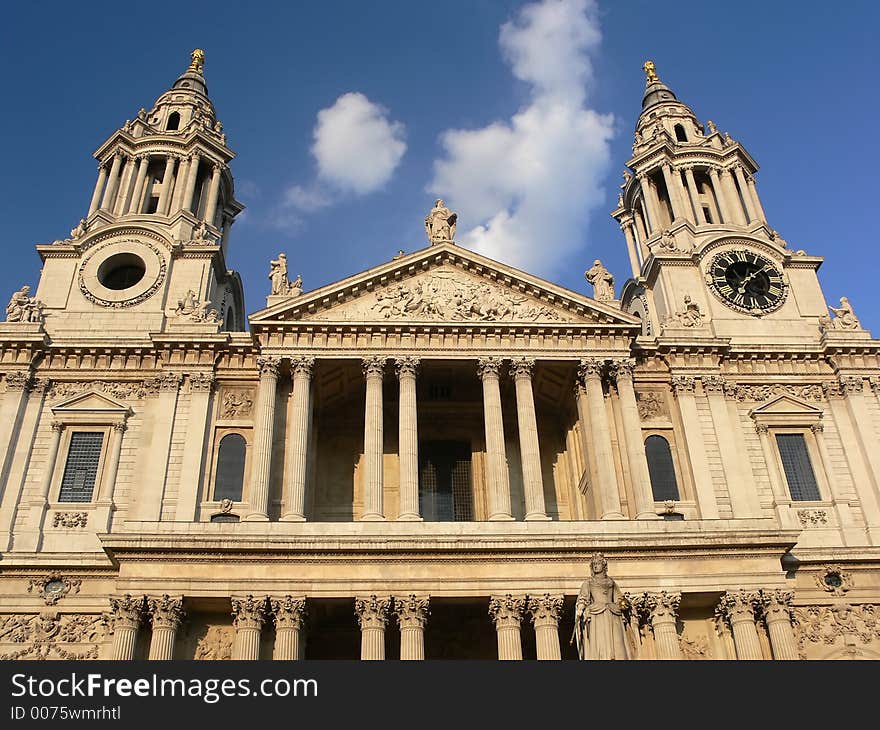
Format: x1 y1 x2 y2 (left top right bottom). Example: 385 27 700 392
189 48 205 74
643 59 659 85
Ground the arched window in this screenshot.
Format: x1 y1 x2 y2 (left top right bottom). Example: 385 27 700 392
645 435 679 501
166 112 181 131
213 433 246 501
674 123 687 142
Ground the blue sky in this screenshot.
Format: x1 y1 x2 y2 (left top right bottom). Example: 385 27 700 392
1 0 877 332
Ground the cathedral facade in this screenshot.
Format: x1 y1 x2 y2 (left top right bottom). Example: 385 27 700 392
1 51 879 660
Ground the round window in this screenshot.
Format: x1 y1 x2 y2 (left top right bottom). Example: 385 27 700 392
97 253 146 290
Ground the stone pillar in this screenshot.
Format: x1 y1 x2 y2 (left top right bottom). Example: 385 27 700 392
745 173 767 223
732 165 756 222
204 163 223 224
183 153 201 212
527 594 563 660
396 357 421 520
175 375 213 522
620 217 641 278
231 595 267 660
157 156 177 215
707 167 732 224
478 358 513 521
282 356 314 521
109 594 146 661
840 377 880 527
0 373 33 543
720 168 746 224
638 174 661 233
611 360 658 519
170 154 190 213
361 357 387 521
127 155 150 214
245 357 280 521
717 591 762 660
355 595 391 660
637 591 682 659
100 152 124 210
270 596 306 660
88 163 108 216
38 422 65 503
17 421 65 552
147 595 184 661
578 359 624 519
489 594 526 660
683 166 706 224
671 377 718 518
114 155 136 215
511 358 549 520
810 422 857 534
759 589 798 660
394 594 429 660
661 163 684 220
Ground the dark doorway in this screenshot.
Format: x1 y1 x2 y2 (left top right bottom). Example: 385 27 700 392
419 440 473 521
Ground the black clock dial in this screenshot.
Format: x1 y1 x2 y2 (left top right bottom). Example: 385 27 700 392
709 250 785 313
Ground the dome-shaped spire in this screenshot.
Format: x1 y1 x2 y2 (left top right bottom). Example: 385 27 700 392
641 59 679 110
143 48 217 134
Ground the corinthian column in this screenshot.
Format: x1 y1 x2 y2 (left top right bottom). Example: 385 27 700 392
147 595 184 660
683 166 706 224
636 591 682 659
157 156 177 215
578 359 624 519
760 590 798 660
231 595 267 660
204 163 223 224
88 162 108 216
109 594 145 660
511 358 549 520
732 165 756 222
270 596 306 660
355 595 391 660
361 357 387 520
478 358 513 521
717 590 762 660
394 594 429 660
282 356 314 521
527 594 563 660
489 595 526 660
245 357 280 521
396 357 421 520
100 152 124 210
707 167 732 224
183 153 201 212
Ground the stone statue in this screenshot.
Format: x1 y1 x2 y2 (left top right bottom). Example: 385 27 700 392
393 250 405 260
827 297 862 330
269 254 291 295
191 220 215 244
5 285 44 323
643 59 659 84
174 290 199 317
172 289 219 322
425 199 457 244
289 274 303 297
706 120 717 134
571 554 632 660
70 218 87 239
668 294 703 328
584 259 615 301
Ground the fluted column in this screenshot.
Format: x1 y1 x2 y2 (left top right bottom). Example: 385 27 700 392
355 595 391 660
478 358 513 521
732 165 756 222
637 591 682 659
109 594 145 660
157 156 177 215
717 591 762 660
204 163 223 224
527 594 563 660
361 357 387 521
282 356 314 521
511 358 549 520
100 152 124 210
707 167 732 224
611 360 658 519
231 595 267 660
489 595 526 660
396 357 420 520
245 357 280 521
170 154 190 213
661 163 684 220
114 155 136 215
638 174 661 233
671 377 718 518
760 590 798 660
394 594 429 660
578 359 624 519
720 168 746 224
620 217 641 278
683 166 706 224
127 155 150 214
745 173 767 223
183 153 201 212
270 596 306 660
88 163 108 216
147 595 184 661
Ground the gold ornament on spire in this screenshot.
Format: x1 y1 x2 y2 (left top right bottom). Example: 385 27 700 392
189 48 205 74
643 59 659 84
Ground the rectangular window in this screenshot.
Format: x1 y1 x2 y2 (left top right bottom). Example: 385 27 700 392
58 432 105 503
775 433 821 501
419 440 473 521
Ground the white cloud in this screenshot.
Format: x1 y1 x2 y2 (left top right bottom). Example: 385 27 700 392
429 0 614 277
283 183 332 212
312 92 406 195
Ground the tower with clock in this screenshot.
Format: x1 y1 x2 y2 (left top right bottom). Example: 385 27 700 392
615 61 831 345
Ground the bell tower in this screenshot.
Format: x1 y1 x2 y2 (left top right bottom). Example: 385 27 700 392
32 49 246 337
615 61 833 346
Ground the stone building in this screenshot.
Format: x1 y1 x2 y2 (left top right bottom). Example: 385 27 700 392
1 51 879 661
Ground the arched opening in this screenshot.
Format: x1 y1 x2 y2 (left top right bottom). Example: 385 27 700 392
166 112 181 131
645 435 679 501
674 123 687 142
213 433 247 502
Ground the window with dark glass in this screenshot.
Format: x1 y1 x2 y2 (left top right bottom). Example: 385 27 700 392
775 433 821 501
58 432 104 502
419 441 473 521
645 435 680 501
213 433 246 502
674 123 687 142
166 112 180 130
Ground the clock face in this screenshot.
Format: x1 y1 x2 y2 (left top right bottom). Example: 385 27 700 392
708 250 785 314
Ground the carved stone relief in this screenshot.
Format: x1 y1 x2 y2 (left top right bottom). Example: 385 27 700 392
220 388 254 419
0 612 108 660
193 625 234 660
27 574 82 605
815 565 854 596
636 391 667 420
52 512 88 529
795 604 880 659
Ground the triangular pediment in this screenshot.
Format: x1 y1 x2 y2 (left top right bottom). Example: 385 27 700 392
749 394 823 417
250 242 639 328
50 390 132 416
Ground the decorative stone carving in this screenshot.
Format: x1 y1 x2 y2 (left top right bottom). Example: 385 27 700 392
193 625 234 660
70 218 88 240
4 371 33 391
148 595 184 630
633 590 681 623
188 372 215 392
665 294 704 328
394 595 430 629
572 554 633 660
670 376 696 395
680 635 711 659
171 289 220 322
270 596 306 630
269 253 292 295
476 357 503 379
257 356 281 379
839 376 865 395
231 595 267 631
48 380 148 400
145 372 183 394
27 574 81 605
220 388 254 419
526 593 564 626
725 383 825 402
716 590 760 625
189 220 217 245
425 198 457 244
825 297 862 330
797 509 828 528
109 594 146 631
815 565 854 596
354 595 391 630
219 498 234 514
794 604 880 655
636 391 667 420
609 358 635 381
5 286 44 323
362 356 387 380
289 273 303 297
51 512 88 528
290 355 315 378
653 229 680 253
584 259 615 301
78 238 167 309
0 612 106 660
759 589 795 624
701 375 727 393
577 357 605 381
488 594 526 629
394 356 419 379
509 357 535 379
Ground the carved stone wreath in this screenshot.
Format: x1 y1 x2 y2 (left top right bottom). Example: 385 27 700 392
27 574 82 605
78 238 167 308
815 565 854 596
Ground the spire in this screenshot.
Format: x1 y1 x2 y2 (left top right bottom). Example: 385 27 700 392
641 59 680 110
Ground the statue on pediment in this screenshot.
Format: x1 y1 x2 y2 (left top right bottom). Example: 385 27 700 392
70 218 88 239
571 553 632 660
827 297 862 331
584 259 615 301
5 285 45 323
425 199 457 244
269 253 291 295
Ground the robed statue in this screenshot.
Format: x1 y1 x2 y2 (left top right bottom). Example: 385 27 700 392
584 259 615 301
425 198 457 244
269 253 291 295
571 553 633 660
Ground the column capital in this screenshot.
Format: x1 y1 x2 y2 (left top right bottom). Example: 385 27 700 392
526 593 564 627
700 375 727 394
577 357 605 382
188 372 216 392
4 371 33 391
509 356 535 379
633 590 681 624
355 595 391 630
395 356 420 379
269 595 306 630
477 356 503 380
147 594 184 631
488 594 526 629
755 423 770 434
868 376 880 395
231 594 268 631
289 355 315 379
257 356 281 379
716 590 760 625
50 421 66 433
109 594 146 631
362 356 387 380
393 594 430 629
670 376 696 395
840 376 864 395
758 589 794 624
608 358 636 382
146 372 183 394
